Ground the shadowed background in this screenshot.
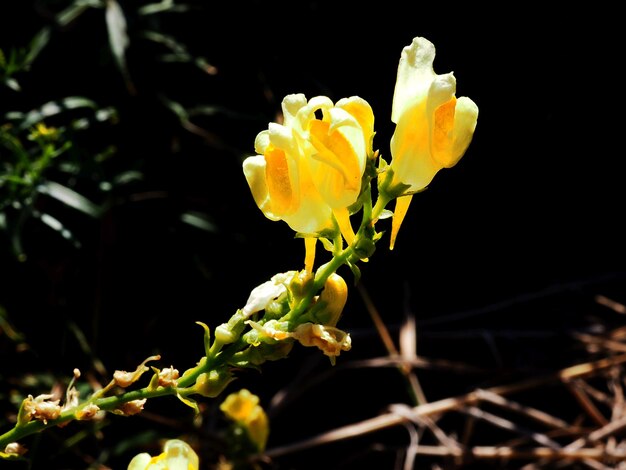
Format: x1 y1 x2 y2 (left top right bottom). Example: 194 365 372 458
1 1 624 468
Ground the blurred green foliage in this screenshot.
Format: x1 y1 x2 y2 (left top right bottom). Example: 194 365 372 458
0 1 266 467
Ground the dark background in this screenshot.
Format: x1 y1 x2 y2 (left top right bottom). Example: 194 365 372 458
1 1 625 468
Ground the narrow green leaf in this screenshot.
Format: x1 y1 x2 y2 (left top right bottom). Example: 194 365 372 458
24 27 51 67
56 0 104 27
139 0 191 15
12 97 98 130
196 321 211 356
181 211 217 233
176 392 200 415
37 181 101 218
105 0 134 93
37 212 81 248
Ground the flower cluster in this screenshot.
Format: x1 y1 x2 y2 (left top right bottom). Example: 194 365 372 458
0 36 478 468
235 35 479 366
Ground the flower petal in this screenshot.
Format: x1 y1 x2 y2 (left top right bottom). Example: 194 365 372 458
243 155 280 221
281 93 307 126
392 37 436 124
451 96 479 161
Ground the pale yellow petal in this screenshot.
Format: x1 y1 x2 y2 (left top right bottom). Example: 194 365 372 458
282 194 332 233
281 93 307 126
336 96 375 154
242 155 279 221
127 453 152 470
254 130 270 154
161 439 199 470
451 96 479 161
389 102 440 192
392 37 437 124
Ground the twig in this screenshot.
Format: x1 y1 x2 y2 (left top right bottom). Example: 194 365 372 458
265 354 626 459
475 388 572 430
461 406 562 449
564 379 609 426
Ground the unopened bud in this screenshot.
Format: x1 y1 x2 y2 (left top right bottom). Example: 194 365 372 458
194 368 233 398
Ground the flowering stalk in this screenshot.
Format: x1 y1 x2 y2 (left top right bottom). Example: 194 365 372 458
1 35 477 462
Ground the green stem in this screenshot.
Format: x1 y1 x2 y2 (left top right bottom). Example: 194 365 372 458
0 386 178 449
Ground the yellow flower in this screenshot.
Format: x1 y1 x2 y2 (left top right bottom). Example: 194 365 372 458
387 37 478 249
243 94 374 271
127 439 199 470
220 389 269 452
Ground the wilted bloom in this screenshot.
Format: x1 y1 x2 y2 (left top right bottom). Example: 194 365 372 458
21 394 62 424
220 389 269 452
114 355 161 388
243 94 374 271
115 399 147 416
292 323 352 364
3 442 27 457
387 36 478 249
127 439 199 470
76 403 101 421
158 367 179 388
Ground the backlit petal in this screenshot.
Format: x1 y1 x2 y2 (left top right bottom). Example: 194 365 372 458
243 155 280 221
392 37 436 124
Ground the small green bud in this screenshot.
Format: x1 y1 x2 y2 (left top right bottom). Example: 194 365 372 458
353 237 376 260
194 368 234 398
215 324 237 344
289 270 314 299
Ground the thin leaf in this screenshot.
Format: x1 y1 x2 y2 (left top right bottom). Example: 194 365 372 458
105 0 134 93
0 305 26 343
181 211 217 232
37 212 81 248
176 392 200 415
159 94 189 121
139 0 191 15
9 97 99 130
56 0 104 27
37 181 102 218
3 78 20 91
24 27 51 68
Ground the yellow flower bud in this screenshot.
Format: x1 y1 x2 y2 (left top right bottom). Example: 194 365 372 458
316 273 348 327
